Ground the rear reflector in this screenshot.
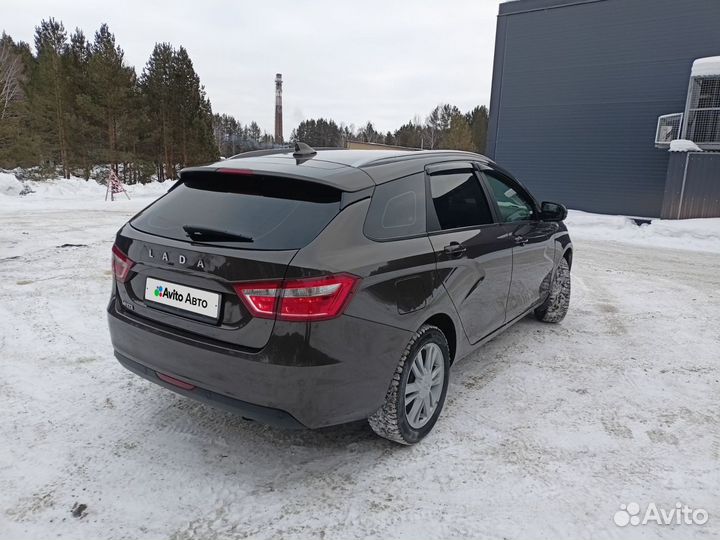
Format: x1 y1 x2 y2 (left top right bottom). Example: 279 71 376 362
156 372 196 390
111 244 135 283
233 274 359 321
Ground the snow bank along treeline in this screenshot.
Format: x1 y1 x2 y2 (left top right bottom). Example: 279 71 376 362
0 171 169 203
2 171 718 254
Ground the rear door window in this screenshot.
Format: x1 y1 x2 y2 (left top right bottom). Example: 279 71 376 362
364 173 426 240
131 174 342 250
428 170 494 230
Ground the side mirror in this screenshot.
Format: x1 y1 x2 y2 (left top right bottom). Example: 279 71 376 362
540 201 567 222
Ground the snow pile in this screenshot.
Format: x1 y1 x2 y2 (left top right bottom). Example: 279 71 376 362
0 176 170 214
0 171 24 196
21 176 170 200
566 210 720 253
691 56 720 77
22 176 110 198
669 139 703 152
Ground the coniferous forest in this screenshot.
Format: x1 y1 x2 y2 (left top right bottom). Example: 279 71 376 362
1 19 489 184
0 19 218 182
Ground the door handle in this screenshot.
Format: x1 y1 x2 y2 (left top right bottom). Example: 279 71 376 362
513 235 529 246
443 242 466 257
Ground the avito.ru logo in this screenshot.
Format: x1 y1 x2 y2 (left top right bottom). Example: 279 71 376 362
152 283 209 309
614 502 709 527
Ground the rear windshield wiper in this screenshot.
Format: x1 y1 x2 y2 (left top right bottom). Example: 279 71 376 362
182 225 253 243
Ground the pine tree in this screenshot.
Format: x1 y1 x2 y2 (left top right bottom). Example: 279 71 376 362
29 18 72 177
441 113 474 151
65 29 95 177
426 104 462 149
393 121 423 148
85 24 136 174
248 121 261 143
465 105 488 154
139 43 174 180
139 43 217 179
171 46 215 166
190 89 217 163
290 118 341 147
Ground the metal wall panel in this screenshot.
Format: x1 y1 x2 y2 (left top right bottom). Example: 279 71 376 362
488 0 720 217
660 152 688 219
680 153 720 219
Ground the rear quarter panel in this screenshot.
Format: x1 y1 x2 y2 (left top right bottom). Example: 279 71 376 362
287 199 467 353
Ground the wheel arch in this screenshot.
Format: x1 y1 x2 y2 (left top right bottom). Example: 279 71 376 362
421 313 457 364
563 246 573 269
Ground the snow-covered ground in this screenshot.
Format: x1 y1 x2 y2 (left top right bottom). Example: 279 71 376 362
1 178 718 539
566 210 720 254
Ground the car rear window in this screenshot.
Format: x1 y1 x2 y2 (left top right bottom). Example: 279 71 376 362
131 173 342 250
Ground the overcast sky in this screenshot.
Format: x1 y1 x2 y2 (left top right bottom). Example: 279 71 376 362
3 0 503 138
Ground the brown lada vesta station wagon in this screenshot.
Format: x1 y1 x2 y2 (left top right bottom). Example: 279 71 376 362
108 143 572 444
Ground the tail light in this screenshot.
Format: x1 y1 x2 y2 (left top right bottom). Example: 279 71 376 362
233 274 359 321
111 245 135 283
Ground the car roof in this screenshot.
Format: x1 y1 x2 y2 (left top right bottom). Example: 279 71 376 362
181 149 495 192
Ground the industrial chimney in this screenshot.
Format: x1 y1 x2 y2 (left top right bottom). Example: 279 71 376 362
274 73 283 145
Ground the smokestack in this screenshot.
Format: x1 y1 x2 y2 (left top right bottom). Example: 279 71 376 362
274 73 283 144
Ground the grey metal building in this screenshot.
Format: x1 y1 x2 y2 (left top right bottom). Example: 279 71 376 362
487 0 720 218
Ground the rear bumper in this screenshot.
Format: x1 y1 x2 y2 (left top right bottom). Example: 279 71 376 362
107 298 410 429
115 352 304 428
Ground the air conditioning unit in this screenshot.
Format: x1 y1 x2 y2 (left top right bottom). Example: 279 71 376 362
655 113 683 145
655 56 720 150
681 57 720 150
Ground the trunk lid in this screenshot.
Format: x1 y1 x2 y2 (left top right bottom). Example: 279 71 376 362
113 171 345 349
116 226 297 349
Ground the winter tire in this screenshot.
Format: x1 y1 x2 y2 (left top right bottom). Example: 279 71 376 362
368 324 450 445
535 256 571 323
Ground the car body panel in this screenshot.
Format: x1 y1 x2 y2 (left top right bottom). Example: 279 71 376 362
428 225 514 344
503 220 558 321
115 223 296 350
288 199 463 338
108 302 410 428
108 148 572 429
474 165 561 323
